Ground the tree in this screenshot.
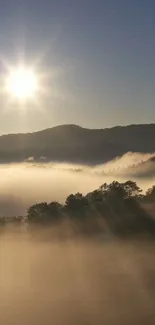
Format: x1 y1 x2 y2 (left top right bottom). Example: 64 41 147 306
123 181 142 199
25 180 155 238
86 188 106 217
98 181 147 236
100 181 127 201
27 201 63 223
146 186 155 201
48 201 63 221
86 189 104 204
100 181 142 200
27 202 49 222
65 193 88 218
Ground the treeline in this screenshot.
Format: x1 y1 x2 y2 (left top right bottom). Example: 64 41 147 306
1 181 155 237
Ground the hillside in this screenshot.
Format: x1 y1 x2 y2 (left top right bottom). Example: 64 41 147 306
0 123 155 164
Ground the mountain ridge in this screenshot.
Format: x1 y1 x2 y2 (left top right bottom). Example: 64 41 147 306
2 122 155 137
0 123 155 164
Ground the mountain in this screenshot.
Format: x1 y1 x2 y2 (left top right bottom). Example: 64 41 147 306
0 123 155 164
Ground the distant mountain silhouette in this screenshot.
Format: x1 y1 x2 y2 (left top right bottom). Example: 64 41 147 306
1 123 155 164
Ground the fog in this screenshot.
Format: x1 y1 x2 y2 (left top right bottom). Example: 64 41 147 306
1 230 155 325
0 152 155 216
1 152 155 324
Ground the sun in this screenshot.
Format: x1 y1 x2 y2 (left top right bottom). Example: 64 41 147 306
6 67 38 100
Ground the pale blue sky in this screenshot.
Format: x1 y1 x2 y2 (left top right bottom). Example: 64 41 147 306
0 0 155 133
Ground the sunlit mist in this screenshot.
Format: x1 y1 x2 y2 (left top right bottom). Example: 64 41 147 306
0 233 155 325
0 152 155 216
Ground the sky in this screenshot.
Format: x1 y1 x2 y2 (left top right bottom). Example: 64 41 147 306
0 0 155 134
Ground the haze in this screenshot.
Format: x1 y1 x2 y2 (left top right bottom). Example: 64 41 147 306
0 151 155 216
0 1 155 324
1 231 155 325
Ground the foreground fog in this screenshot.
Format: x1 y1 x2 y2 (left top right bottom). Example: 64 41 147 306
0 230 155 325
0 152 155 216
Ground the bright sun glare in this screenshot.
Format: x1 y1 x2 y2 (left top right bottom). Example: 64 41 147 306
6 68 38 100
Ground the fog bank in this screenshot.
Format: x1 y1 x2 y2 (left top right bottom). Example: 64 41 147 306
0 152 155 216
0 231 155 325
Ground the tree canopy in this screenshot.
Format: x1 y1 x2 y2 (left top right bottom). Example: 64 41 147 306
24 181 155 237
0 180 155 238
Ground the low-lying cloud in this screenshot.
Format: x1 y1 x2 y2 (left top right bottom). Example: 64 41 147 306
0 152 155 216
1 234 155 325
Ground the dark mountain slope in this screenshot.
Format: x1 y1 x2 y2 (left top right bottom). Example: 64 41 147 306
0 123 155 164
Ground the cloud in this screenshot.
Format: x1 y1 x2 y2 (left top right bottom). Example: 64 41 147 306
1 234 155 325
94 152 155 175
0 152 155 216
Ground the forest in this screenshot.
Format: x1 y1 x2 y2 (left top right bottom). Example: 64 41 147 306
1 181 155 238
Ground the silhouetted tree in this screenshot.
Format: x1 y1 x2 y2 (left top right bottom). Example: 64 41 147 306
24 180 155 237
86 188 107 217
146 186 155 202
97 181 153 236
27 201 63 223
65 193 88 218
27 202 49 222
123 181 142 199
48 201 63 221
